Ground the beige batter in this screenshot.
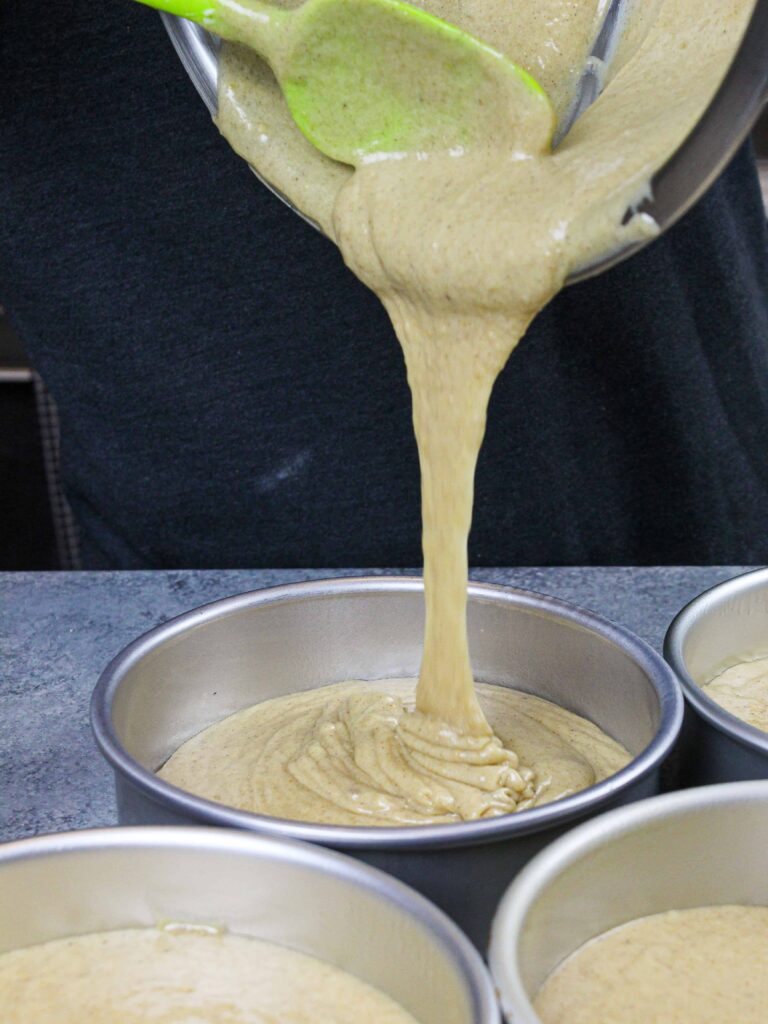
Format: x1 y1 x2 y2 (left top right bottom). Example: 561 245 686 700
0 925 419 1024
160 679 629 825
534 905 768 1023
173 0 754 824
703 656 768 733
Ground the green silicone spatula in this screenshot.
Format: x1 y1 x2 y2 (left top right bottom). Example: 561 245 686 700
136 0 555 165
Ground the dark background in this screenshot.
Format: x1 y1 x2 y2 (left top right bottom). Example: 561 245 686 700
0 316 61 570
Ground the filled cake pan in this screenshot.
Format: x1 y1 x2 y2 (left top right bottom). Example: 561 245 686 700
0 825 498 1024
91 575 682 949
489 780 768 1022
665 566 768 786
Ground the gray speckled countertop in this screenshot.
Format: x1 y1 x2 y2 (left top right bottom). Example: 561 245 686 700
0 567 749 844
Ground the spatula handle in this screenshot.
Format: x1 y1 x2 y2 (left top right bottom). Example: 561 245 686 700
135 0 219 28
133 0 288 63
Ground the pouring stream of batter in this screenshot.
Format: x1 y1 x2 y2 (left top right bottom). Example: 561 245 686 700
162 0 754 826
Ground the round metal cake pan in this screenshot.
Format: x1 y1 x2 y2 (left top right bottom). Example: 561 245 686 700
664 566 768 787
160 1 768 284
91 576 682 949
489 780 768 1022
0 826 498 1024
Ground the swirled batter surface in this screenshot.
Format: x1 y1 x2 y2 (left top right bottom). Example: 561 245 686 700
0 926 418 1024
534 905 768 1024
703 656 768 733
159 680 629 825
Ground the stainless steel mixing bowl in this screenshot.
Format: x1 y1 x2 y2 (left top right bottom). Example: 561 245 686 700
91 576 682 949
664 566 768 786
489 780 768 1023
0 826 498 1024
159 1 768 283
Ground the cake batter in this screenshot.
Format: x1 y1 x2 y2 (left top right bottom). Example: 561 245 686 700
703 656 768 733
161 0 753 823
534 905 768 1024
159 680 629 825
0 925 419 1024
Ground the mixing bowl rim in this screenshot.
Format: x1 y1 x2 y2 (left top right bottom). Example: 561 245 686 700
488 778 768 1023
0 824 499 1024
664 566 768 756
91 575 683 850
